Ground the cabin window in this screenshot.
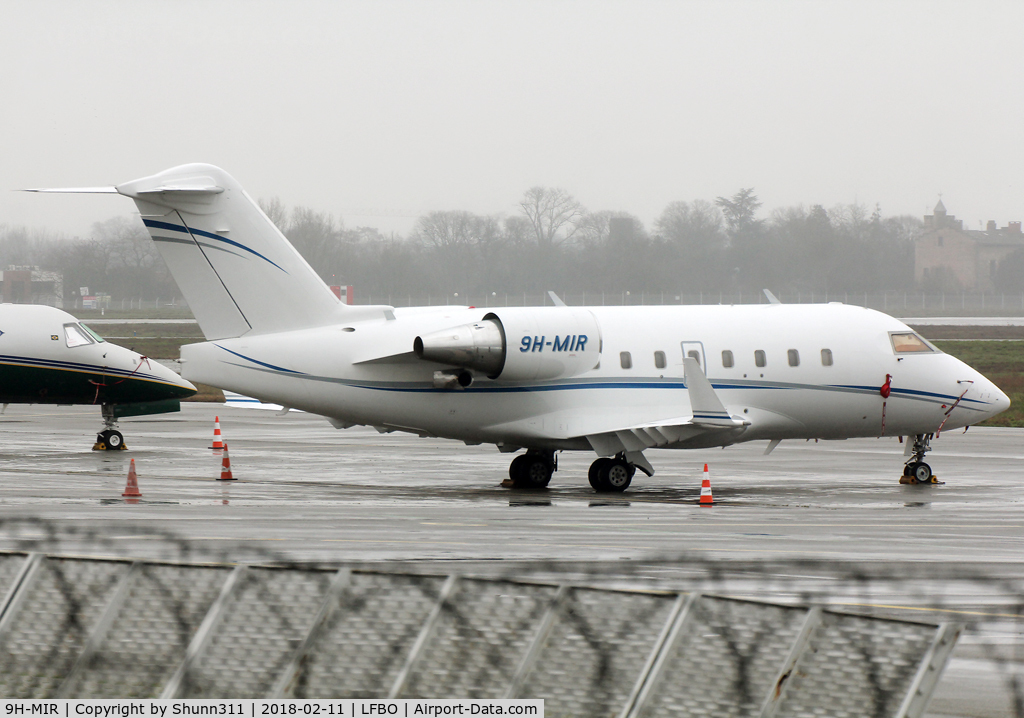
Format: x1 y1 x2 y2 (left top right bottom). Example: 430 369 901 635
687 350 701 367
787 349 799 367
821 348 833 366
754 350 766 367
64 323 93 348
654 351 666 369
620 351 632 369
890 332 935 354
722 350 734 368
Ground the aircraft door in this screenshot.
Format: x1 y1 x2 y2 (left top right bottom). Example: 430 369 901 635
680 341 706 373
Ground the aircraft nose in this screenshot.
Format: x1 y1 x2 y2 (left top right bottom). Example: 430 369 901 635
992 385 1011 416
973 374 1010 420
157 362 197 395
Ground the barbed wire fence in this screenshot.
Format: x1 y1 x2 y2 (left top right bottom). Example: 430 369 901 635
0 516 1021 716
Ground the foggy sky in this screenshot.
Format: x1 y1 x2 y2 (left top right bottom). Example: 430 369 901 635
3 0 1023 238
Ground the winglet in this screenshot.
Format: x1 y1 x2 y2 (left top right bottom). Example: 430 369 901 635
547 290 567 307
763 289 781 304
684 357 746 427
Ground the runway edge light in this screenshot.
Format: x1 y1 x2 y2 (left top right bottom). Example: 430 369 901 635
699 464 713 506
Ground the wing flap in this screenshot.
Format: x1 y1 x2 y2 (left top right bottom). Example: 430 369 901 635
581 358 749 456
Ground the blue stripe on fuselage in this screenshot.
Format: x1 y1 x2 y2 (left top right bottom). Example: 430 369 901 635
210 351 993 409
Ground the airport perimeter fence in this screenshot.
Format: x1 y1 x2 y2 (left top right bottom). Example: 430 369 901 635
355 290 1024 315
25 290 1024 315
0 518 1022 716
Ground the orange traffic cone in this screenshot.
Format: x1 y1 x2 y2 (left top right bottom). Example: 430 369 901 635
218 442 235 481
698 464 713 506
122 459 142 498
210 416 224 449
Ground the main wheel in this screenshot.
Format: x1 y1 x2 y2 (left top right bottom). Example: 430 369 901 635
604 459 633 492
509 455 529 482
589 458 613 490
518 456 553 488
913 462 932 483
105 430 124 450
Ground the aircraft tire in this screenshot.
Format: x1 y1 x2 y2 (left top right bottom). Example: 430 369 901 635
589 458 612 491
104 430 124 450
509 455 529 483
604 460 633 492
912 462 932 483
513 454 553 489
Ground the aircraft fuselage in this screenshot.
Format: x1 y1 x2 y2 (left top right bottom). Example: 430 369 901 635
180 302 1008 451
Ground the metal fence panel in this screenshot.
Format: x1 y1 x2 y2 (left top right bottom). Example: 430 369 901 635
516 587 679 716
400 578 561 699
0 550 966 715
287 573 448 698
774 611 939 718
60 563 232 698
0 557 127 697
0 553 27 603
637 597 810 717
180 566 331 698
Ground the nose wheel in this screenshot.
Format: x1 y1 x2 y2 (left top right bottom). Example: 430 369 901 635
94 429 125 451
93 404 128 451
900 434 942 484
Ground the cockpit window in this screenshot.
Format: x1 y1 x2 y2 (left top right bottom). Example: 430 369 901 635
63 323 94 348
80 324 105 343
890 332 935 354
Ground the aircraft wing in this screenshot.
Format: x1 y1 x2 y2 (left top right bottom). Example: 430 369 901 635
578 357 749 458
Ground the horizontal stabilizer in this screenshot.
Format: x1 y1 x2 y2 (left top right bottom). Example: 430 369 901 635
223 390 302 413
23 187 118 193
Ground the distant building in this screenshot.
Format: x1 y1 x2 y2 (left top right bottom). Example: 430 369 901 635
915 200 1024 291
0 266 63 307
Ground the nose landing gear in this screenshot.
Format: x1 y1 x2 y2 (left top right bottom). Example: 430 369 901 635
93 404 128 451
900 433 943 484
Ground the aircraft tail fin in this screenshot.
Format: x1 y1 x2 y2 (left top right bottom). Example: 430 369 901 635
115 164 352 340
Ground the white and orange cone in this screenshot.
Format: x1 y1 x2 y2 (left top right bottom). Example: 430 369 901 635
122 459 142 499
210 416 224 450
218 442 235 481
698 464 713 506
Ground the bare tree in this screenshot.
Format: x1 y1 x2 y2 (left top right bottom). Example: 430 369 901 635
519 187 585 248
414 211 478 251
287 207 343 277
259 197 290 233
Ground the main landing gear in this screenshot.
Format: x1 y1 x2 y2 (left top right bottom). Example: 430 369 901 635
508 450 556 488
93 404 127 451
901 433 941 484
588 455 636 493
504 451 647 492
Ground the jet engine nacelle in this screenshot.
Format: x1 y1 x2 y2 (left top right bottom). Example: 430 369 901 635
414 307 602 381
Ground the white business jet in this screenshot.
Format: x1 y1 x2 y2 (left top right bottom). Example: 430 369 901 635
0 303 196 449
30 165 1009 489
